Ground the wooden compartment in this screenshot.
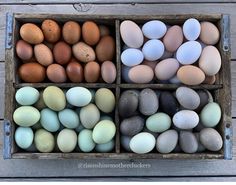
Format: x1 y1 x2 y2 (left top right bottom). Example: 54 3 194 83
4 13 232 159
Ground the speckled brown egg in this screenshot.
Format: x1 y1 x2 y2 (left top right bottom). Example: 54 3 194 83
53 41 72 65
66 58 84 82
62 21 81 44
129 65 154 83
34 43 53 66
96 36 115 62
16 40 33 60
47 64 67 83
82 21 100 46
41 19 61 43
84 61 100 82
177 65 205 85
101 61 116 83
99 25 110 37
200 22 220 45
72 42 95 63
20 23 44 44
19 62 46 82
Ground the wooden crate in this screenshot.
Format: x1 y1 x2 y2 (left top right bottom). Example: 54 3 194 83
4 13 232 159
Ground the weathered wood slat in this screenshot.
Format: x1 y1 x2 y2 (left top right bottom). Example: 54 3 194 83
0 63 5 119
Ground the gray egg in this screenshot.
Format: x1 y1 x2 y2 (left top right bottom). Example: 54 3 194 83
120 116 144 136
179 131 198 154
194 132 206 152
120 135 132 152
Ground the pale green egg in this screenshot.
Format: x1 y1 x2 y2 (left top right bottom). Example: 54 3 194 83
78 129 95 152
15 86 39 105
34 129 55 153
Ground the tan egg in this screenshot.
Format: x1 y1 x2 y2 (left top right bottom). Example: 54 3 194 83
142 60 158 71
20 23 44 44
101 61 116 83
53 41 72 65
199 46 221 76
46 64 67 83
16 40 33 60
99 25 110 37
66 58 84 82
63 21 81 44
41 19 61 43
129 65 154 83
82 21 100 46
96 36 115 62
84 61 100 82
203 75 216 85
34 44 53 66
177 65 205 85
72 42 96 63
200 22 220 45
18 62 46 82
163 25 183 52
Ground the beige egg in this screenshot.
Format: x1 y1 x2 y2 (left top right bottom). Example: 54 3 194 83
20 23 44 44
46 64 67 83
163 25 183 52
34 44 53 66
199 46 221 76
177 65 205 85
129 65 154 83
101 61 116 83
200 22 220 45
72 42 96 63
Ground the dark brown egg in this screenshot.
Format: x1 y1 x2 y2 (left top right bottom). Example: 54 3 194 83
66 58 84 82
53 41 72 65
41 19 61 43
46 64 67 83
84 61 100 82
16 40 33 60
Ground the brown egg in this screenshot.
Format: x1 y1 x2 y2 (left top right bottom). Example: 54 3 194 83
128 65 154 83
82 21 100 46
66 58 84 82
200 22 220 45
72 42 95 63
34 44 53 66
22 57 37 64
16 40 33 60
84 61 100 82
18 62 46 82
63 21 81 44
177 65 205 85
142 60 158 71
203 75 216 85
96 36 115 62
99 25 110 37
53 41 72 65
20 23 44 44
47 64 67 83
41 19 61 43
101 61 116 83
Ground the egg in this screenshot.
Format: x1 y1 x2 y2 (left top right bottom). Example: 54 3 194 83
15 127 34 149
84 61 100 83
199 46 221 76
194 133 206 152
179 131 198 154
34 91 47 110
34 43 53 66
121 48 144 67
66 87 92 107
58 109 80 129
95 140 115 152
99 25 110 37
196 90 214 112
46 64 67 83
57 129 77 152
43 86 66 111
160 50 173 60
128 65 154 83
120 116 144 136
142 39 164 61
13 106 40 127
203 75 216 85
16 40 33 60
40 108 60 132
95 88 115 113
177 65 205 85
82 21 100 46
78 129 95 152
72 42 96 63
200 22 220 45
183 18 201 41
41 19 61 43
96 36 115 62
62 21 81 44
19 62 46 82
53 41 72 65
173 110 199 129
66 58 84 82
141 60 158 71
92 120 116 144
121 65 132 83
146 113 171 133
34 129 55 153
121 135 132 152
20 23 44 44
15 86 39 105
155 58 179 80
120 20 144 48
101 61 116 83
176 41 202 65
142 20 167 39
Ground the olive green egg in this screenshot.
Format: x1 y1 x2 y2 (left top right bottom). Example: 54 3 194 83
40 108 60 132
57 129 77 153
34 129 55 153
15 86 39 105
95 139 115 152
95 88 115 113
78 129 95 152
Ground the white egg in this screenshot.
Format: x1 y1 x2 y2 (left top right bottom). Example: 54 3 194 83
183 18 201 41
121 48 144 67
142 39 164 61
176 41 202 65
173 110 199 129
142 20 167 39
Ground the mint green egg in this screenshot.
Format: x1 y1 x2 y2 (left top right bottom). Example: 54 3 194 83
15 86 39 105
15 127 34 149
146 112 171 133
92 120 116 144
58 109 80 129
13 106 40 127
95 140 115 152
200 102 221 127
40 108 60 132
78 129 95 152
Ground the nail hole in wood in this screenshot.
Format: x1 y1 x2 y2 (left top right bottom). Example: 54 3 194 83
226 135 230 140
6 132 10 136
226 123 231 128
